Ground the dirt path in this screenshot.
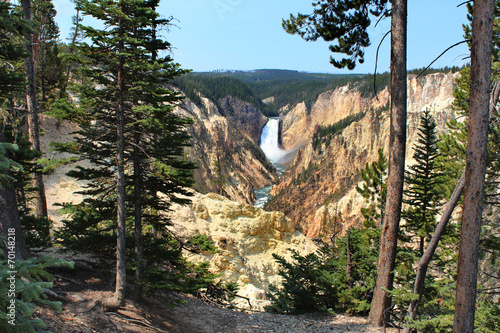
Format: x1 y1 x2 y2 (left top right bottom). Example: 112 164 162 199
33 253 397 333
163 294 395 333
36 287 396 333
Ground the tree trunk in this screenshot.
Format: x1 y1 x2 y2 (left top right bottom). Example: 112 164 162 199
404 173 465 332
0 125 29 260
419 236 424 256
103 8 127 310
114 38 127 309
133 142 144 301
453 0 494 331
21 0 49 226
404 79 500 333
369 0 407 327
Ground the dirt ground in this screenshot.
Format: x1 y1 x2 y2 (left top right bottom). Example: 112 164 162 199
34 257 397 333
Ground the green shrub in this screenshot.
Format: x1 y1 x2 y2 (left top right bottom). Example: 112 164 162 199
265 226 378 315
187 234 218 254
265 248 340 313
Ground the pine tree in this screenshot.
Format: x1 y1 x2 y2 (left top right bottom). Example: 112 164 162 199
402 109 445 255
32 0 64 105
395 110 456 332
54 0 195 307
21 0 49 226
356 148 387 228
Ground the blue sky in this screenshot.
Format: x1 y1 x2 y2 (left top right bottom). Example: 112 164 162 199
53 0 470 74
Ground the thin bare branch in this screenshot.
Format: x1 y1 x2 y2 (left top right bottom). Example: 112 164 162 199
457 1 474 8
417 40 470 78
374 10 391 28
373 30 391 101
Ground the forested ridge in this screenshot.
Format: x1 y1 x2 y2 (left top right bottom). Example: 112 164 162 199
175 68 457 117
0 0 500 332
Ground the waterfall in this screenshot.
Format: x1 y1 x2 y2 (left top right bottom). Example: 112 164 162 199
260 118 287 163
254 118 287 208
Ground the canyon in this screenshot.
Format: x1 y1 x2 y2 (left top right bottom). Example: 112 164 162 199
268 72 458 237
40 70 459 308
174 94 276 204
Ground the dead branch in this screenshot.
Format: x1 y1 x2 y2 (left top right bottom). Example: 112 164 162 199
106 311 168 332
43 288 70 302
373 30 391 101
417 40 470 78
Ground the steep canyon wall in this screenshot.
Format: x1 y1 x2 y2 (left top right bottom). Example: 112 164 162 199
267 72 459 238
174 94 276 204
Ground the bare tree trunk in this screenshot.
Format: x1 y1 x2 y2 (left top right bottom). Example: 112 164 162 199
133 142 144 301
103 9 126 311
21 0 49 226
369 0 407 327
404 80 500 333
404 173 465 331
113 64 126 308
453 0 495 331
0 124 29 260
114 37 127 309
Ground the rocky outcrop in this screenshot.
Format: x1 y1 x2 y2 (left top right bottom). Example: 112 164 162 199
267 72 459 237
175 95 276 204
168 192 318 310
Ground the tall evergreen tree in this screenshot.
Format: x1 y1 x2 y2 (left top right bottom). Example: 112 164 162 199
32 0 64 105
20 0 50 236
56 0 194 307
398 110 453 331
402 109 445 255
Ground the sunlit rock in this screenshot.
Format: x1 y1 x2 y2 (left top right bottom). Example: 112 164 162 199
168 192 318 310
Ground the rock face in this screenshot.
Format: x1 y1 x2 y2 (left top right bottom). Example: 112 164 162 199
168 192 318 310
175 94 275 204
39 115 86 226
267 72 458 237
281 85 376 150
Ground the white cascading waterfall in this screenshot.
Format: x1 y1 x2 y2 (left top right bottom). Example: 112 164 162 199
254 118 287 208
259 118 287 163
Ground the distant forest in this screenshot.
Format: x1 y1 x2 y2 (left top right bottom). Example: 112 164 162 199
174 68 462 117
